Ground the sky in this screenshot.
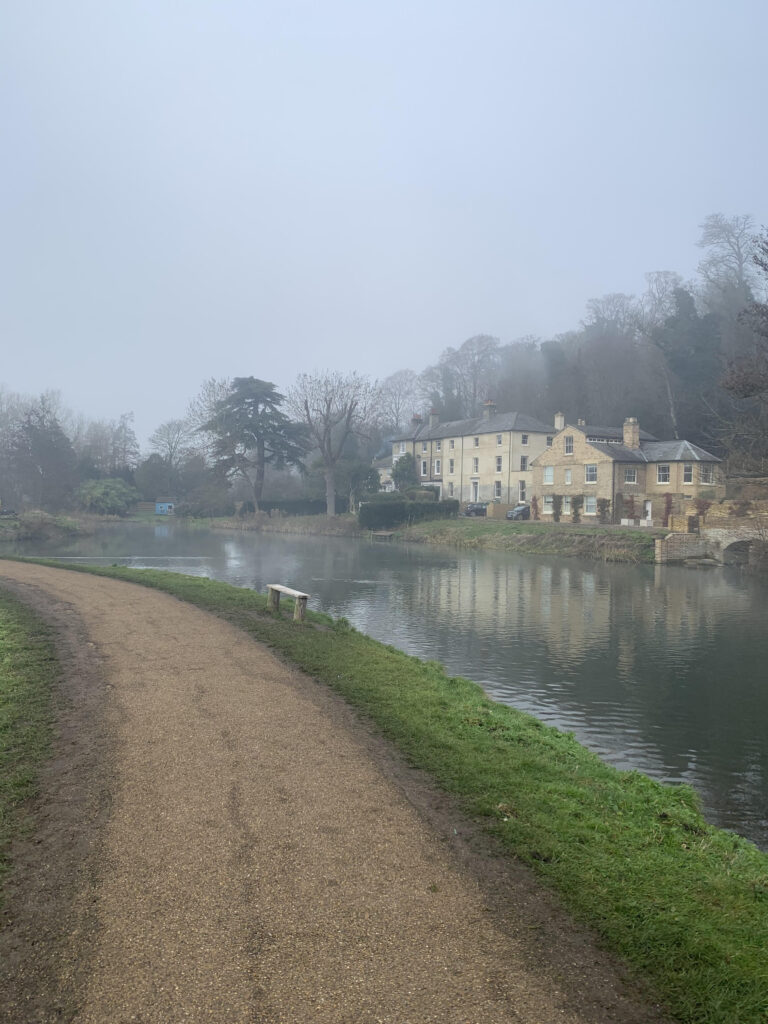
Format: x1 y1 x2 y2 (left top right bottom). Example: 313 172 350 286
1 0 767 445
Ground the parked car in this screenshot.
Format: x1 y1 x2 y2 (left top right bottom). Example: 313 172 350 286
463 502 488 517
506 503 530 520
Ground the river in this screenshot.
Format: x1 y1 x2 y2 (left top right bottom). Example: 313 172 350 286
4 520 768 849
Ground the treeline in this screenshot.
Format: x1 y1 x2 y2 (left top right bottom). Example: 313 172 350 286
2 214 767 518
378 215 768 466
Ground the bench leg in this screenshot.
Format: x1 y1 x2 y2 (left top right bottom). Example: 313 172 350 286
294 596 307 622
267 588 280 613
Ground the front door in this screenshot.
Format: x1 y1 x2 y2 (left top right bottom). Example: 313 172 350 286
472 480 479 501
644 500 652 522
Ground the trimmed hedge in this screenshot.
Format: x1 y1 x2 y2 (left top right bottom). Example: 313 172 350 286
359 498 459 529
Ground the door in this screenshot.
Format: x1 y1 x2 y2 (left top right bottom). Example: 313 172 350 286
472 480 479 501
644 500 652 522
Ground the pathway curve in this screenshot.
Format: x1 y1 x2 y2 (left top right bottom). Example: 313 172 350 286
0 562 670 1024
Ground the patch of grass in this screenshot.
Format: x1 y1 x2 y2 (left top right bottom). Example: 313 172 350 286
398 518 659 562
0 589 58 900
7 559 768 1024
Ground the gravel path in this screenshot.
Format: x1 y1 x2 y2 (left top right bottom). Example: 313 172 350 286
0 562 671 1024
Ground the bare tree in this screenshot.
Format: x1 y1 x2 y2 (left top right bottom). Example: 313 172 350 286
288 371 379 516
378 369 418 433
185 377 232 460
148 419 197 471
697 213 756 293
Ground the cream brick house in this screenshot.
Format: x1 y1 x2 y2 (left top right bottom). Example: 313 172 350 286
530 417 725 523
391 401 555 505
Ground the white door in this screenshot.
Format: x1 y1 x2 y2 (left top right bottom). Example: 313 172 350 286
472 480 479 501
644 500 652 522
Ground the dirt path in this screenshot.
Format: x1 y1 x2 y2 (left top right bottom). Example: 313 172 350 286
0 562 670 1024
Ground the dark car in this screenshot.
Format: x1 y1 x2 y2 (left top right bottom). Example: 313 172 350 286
463 502 488 517
506 503 530 520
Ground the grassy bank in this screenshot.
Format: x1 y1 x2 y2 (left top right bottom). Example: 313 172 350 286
397 517 661 561
176 511 659 562
12 558 768 1024
0 590 58 900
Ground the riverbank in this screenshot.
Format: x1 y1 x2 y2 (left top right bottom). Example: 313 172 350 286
0 590 57 896
178 512 661 562
6 557 767 1024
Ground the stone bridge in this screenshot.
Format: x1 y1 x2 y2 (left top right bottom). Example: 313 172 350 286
655 522 767 565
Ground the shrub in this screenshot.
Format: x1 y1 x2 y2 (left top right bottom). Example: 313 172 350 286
552 494 562 523
77 478 139 516
597 498 611 524
729 500 752 518
358 500 409 529
530 495 540 521
258 498 349 516
571 495 583 524
663 492 674 527
405 487 438 502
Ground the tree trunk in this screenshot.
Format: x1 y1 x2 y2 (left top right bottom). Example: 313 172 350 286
253 442 266 511
325 468 336 517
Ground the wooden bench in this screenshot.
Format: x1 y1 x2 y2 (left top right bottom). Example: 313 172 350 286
266 584 310 622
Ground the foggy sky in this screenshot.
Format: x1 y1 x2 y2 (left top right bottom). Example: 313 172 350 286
2 0 766 444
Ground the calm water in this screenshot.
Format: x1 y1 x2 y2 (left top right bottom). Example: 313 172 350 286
5 521 768 848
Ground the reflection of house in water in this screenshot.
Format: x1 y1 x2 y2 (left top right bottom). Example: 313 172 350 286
391 553 754 680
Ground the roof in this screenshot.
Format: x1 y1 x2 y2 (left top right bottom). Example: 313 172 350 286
392 411 553 443
578 423 657 441
583 440 720 463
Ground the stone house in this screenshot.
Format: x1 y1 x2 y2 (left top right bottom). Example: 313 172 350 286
391 401 555 504
530 417 725 523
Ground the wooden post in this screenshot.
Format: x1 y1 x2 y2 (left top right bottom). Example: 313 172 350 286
267 587 280 613
294 596 307 622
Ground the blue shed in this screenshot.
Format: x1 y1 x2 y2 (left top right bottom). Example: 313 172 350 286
155 499 176 515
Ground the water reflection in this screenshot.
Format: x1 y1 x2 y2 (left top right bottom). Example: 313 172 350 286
5 522 767 848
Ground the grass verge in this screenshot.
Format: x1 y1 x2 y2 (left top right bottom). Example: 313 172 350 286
0 589 57 902
7 559 768 1023
397 517 661 562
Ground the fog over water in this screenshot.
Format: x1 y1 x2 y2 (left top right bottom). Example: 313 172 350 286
2 1 767 440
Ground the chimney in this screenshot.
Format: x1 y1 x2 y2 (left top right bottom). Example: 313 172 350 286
410 413 423 433
429 409 439 428
554 411 565 431
577 417 586 427
623 416 640 448
483 399 496 420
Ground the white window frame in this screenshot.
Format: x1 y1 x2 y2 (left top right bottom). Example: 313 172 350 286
584 496 597 516
421 460 428 476
434 459 441 475
435 440 441 452
546 435 553 447
543 495 554 514
449 439 455 450
399 441 405 454
421 441 428 453
496 434 503 446
496 456 503 472
448 458 454 475
564 468 572 486
472 457 479 473
521 433 529 446
562 495 571 514
624 467 637 484
518 480 526 501
543 466 554 485
448 482 454 496
700 464 714 484
564 435 574 455
657 464 670 484
683 463 692 483
494 480 502 498
473 436 480 447
585 464 597 483
520 456 528 472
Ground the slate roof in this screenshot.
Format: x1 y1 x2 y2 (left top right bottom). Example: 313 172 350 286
585 440 720 463
392 411 553 443
580 423 657 441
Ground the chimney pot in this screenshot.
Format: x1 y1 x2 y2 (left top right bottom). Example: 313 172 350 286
554 411 565 431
